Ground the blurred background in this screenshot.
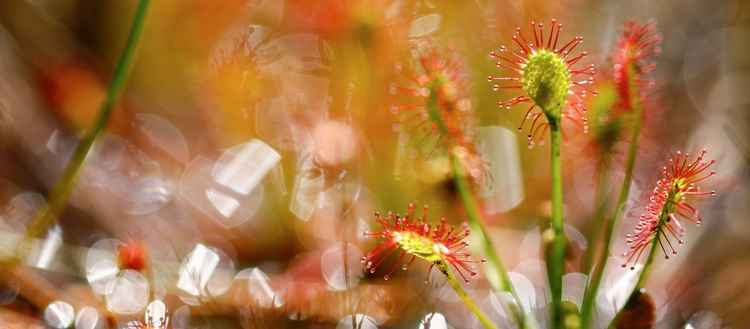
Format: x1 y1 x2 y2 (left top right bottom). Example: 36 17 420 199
0 0 748 328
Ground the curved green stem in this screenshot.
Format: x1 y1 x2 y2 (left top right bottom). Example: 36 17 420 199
443 265 499 329
631 233 660 291
427 75 532 328
580 64 644 329
450 155 533 329
581 156 612 273
607 204 668 329
547 123 566 329
17 0 151 258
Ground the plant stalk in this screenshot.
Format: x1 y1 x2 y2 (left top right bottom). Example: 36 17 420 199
580 65 644 329
607 202 669 329
443 265 499 329
17 0 151 259
547 123 566 329
581 156 612 273
427 75 532 328
450 155 533 328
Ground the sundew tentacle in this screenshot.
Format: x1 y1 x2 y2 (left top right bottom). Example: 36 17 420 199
622 149 716 268
488 19 596 147
362 203 485 283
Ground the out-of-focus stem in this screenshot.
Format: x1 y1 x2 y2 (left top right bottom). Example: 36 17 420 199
581 156 612 273
427 76 531 328
547 123 565 329
450 155 532 328
17 0 151 258
581 65 643 329
631 229 659 291
606 204 667 329
442 265 499 329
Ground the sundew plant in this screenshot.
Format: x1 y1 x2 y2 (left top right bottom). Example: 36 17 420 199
0 1 747 329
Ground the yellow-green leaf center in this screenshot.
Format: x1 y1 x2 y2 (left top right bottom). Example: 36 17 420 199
522 49 571 122
393 231 447 264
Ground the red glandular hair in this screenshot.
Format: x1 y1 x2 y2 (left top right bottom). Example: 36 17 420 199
488 19 597 146
612 20 662 114
362 203 483 283
623 150 716 268
390 41 487 182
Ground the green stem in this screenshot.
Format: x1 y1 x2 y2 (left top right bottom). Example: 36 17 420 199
17 0 150 258
450 155 533 329
581 156 612 273
631 234 659 291
580 65 643 329
547 123 565 329
427 76 531 328
442 265 499 329
607 205 668 329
